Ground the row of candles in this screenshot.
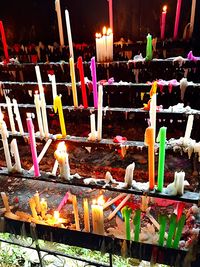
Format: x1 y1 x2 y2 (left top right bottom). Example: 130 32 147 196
95 27 113 62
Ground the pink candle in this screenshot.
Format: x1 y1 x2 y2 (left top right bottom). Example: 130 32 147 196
57 192 69 212
90 57 98 108
173 0 182 40
108 0 113 31
161 5 167 40
26 115 40 177
0 21 9 61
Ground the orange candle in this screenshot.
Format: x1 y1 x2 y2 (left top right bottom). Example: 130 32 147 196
144 127 155 190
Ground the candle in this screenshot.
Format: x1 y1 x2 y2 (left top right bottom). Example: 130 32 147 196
110 204 123 220
102 27 107 62
184 114 194 142
26 114 40 177
40 93 49 138
124 162 135 188
107 194 130 221
161 5 167 40
121 206 132 240
173 0 182 40
90 57 98 108
108 0 113 31
97 85 103 141
103 193 127 209
176 202 185 221
157 127 167 192
40 198 48 219
55 0 64 46
83 198 90 232
65 9 74 59
174 171 185 195
72 195 80 230
35 66 44 94
6 96 16 134
89 114 97 141
29 198 39 220
144 127 155 190
133 209 141 242
95 33 101 62
1 192 11 212
158 215 167 246
34 191 41 214
106 28 113 62
13 99 24 135
77 56 88 108
141 195 149 212
145 34 153 61
189 0 196 38
173 214 186 248
149 91 157 141
52 160 59 176
0 116 12 172
69 57 78 108
48 74 57 102
0 21 9 61
34 92 44 138
10 139 22 173
91 195 105 235
166 214 177 248
53 95 66 137
54 141 70 180
57 192 69 212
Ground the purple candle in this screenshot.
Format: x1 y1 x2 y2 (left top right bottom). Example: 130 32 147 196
173 0 182 40
90 57 98 108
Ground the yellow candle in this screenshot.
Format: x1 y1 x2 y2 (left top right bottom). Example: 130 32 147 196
83 198 90 232
34 191 41 214
53 95 66 137
29 198 39 220
69 57 78 108
91 195 104 235
40 198 48 219
72 195 80 230
1 192 11 212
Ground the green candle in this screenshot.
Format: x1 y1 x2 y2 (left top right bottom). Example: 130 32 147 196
158 215 167 246
157 127 167 192
146 33 153 61
166 214 177 248
122 206 132 241
173 214 186 249
133 209 141 242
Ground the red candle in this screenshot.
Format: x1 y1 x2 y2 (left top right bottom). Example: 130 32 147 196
173 0 182 40
77 56 88 108
161 5 167 40
0 21 9 61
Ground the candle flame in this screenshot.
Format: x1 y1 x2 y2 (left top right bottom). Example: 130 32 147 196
163 5 167 12
41 198 45 203
102 26 107 35
54 211 60 220
57 141 67 152
35 90 39 95
97 195 105 206
107 28 112 36
96 33 101 38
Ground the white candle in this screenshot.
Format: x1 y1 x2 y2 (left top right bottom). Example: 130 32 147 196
55 0 64 46
102 27 107 62
10 139 22 173
107 28 113 62
91 195 104 235
184 115 194 141
13 99 24 135
89 114 97 141
48 74 57 101
34 92 44 137
95 33 101 62
189 0 196 38
52 160 59 176
72 195 80 230
124 162 135 187
54 141 70 179
174 171 185 195
40 93 49 138
149 93 157 140
65 9 74 59
35 66 44 94
83 198 90 232
6 96 16 134
97 85 103 141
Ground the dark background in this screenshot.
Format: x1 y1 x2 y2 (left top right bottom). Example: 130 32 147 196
0 0 199 44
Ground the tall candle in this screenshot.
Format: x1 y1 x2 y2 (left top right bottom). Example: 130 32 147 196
133 209 141 242
107 28 113 62
48 74 57 102
54 141 70 180
161 5 167 40
26 114 40 177
189 0 196 38
13 99 24 135
34 92 44 137
158 215 167 246
173 0 182 40
184 114 194 142
10 139 22 173
102 27 107 62
0 21 9 61
6 96 16 134
69 57 78 108
72 195 80 230
40 93 49 138
0 118 12 172
145 34 153 61
77 56 88 108
173 214 186 248
53 95 66 137
166 214 177 248
83 198 90 232
35 65 44 94
34 191 41 214
97 85 103 141
92 195 104 235
95 33 101 62
108 0 113 31
55 0 64 46
90 57 98 108
121 206 132 240
149 91 157 140
65 9 74 59
157 127 167 192
144 127 155 190
57 192 69 212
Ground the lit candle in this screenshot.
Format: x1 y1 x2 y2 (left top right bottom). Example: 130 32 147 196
34 92 44 138
6 96 16 134
166 214 177 248
161 5 167 40
189 0 196 38
54 141 70 180
35 65 44 94
0 21 9 61
102 27 107 62
158 215 167 246
173 214 186 248
91 195 105 235
40 198 48 219
149 89 157 141
88 114 97 141
57 192 69 212
77 56 88 108
83 198 90 232
133 209 141 242
124 162 135 188
108 0 113 31
97 85 103 140
173 0 182 40
95 33 101 62
34 191 41 214
144 127 155 190
13 99 24 135
53 95 66 137
55 0 64 46
26 113 40 177
10 139 22 173
90 57 98 108
121 206 132 240
106 28 113 62
72 195 80 230
48 74 57 102
29 197 39 220
65 9 74 58
145 34 153 61
157 127 167 192
184 114 194 142
69 57 78 108
40 93 49 138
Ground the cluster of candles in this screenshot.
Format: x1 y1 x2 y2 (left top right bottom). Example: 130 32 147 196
95 27 113 62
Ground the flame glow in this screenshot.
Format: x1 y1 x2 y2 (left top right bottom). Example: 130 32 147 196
54 211 60 220
57 141 67 152
103 26 107 35
163 5 167 12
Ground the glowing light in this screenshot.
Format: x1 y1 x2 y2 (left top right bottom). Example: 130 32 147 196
163 5 167 12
